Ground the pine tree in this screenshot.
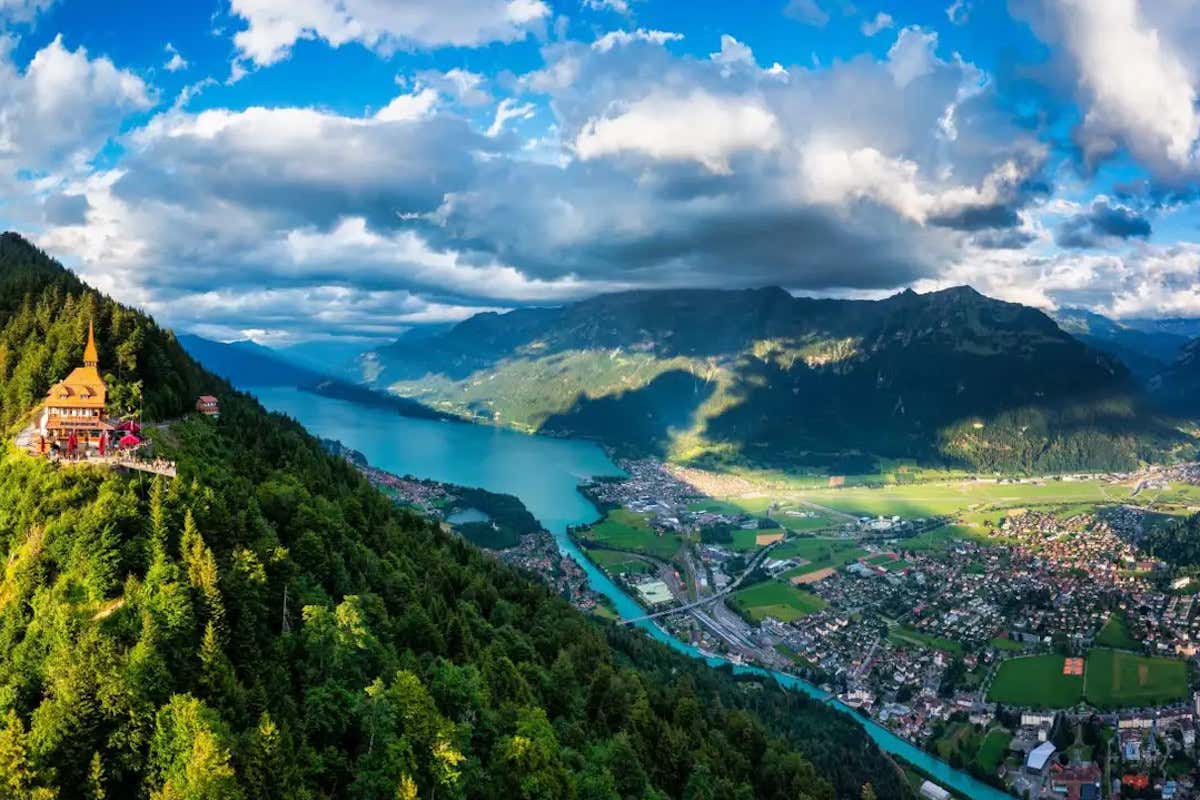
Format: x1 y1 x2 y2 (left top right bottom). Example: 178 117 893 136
85 752 106 800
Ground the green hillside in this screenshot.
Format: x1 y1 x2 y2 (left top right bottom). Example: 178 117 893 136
364 286 1193 474
0 233 907 798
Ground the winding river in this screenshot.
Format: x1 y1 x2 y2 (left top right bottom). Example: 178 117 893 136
252 386 1012 799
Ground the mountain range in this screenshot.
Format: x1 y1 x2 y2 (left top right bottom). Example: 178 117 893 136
347 286 1194 474
178 286 1200 476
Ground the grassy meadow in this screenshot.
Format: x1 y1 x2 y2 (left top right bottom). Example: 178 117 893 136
730 580 828 623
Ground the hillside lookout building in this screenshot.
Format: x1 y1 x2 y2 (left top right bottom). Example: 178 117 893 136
37 322 114 454
196 395 220 418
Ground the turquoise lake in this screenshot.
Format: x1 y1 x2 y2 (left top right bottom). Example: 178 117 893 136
251 385 1012 799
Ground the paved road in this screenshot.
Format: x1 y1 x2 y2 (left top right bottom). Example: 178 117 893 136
618 540 780 625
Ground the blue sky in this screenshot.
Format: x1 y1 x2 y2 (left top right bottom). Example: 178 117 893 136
0 0 1198 343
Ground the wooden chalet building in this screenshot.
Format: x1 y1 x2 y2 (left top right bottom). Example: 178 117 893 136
39 322 114 451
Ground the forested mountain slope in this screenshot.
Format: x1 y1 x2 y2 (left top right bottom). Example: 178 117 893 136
1049 308 1190 380
363 286 1190 474
1150 337 1200 417
0 233 907 798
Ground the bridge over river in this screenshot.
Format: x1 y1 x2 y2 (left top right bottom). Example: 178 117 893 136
619 540 779 625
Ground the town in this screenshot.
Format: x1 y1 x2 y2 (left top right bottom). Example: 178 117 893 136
573 458 1200 799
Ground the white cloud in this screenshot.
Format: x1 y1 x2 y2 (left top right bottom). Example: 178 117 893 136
708 34 789 79
0 0 55 23
946 0 971 25
487 97 536 136
229 0 551 67
582 0 634 14
575 89 780 173
374 85 439 121
591 28 682 53
0 35 153 175
784 0 829 26
427 67 490 105
163 43 188 72
709 34 754 69
799 143 1032 226
1050 0 1200 174
861 12 894 36
887 26 939 87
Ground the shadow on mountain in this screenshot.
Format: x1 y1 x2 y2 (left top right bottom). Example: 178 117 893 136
700 342 1181 472
539 369 716 456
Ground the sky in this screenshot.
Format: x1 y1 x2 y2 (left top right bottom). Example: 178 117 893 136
0 0 1199 345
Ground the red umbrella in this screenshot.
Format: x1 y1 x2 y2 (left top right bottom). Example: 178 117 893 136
98 432 107 456
119 434 141 448
67 433 77 454
116 420 141 433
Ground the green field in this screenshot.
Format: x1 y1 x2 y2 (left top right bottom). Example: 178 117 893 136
1084 649 1187 708
586 549 654 575
578 509 681 560
730 580 827 623
1094 613 1139 651
774 538 866 581
688 497 837 532
731 528 772 551
934 722 980 761
988 650 1188 708
987 655 1084 708
791 479 1136 520
975 730 1012 774
888 625 964 655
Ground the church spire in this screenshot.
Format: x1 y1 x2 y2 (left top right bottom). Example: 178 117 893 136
84 320 98 367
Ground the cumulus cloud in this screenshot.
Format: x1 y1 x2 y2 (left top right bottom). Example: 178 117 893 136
1055 197 1152 248
591 28 682 53
1017 0 1200 178
374 85 439 121
22 17 1055 341
228 0 551 66
888 26 940 87
582 0 636 15
924 240 1200 320
163 43 188 72
575 89 780 173
420 67 490 106
0 35 153 175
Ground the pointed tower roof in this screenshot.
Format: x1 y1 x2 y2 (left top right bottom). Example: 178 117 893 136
84 320 98 367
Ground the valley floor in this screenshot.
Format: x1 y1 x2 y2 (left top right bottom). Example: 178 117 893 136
572 458 1200 797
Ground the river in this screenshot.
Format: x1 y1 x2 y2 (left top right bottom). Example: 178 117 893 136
252 386 1012 799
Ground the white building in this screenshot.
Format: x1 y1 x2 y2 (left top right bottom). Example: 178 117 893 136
919 780 950 800
1026 741 1056 774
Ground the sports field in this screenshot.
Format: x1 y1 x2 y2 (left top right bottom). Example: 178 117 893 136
730 580 827 623
1084 648 1187 708
579 509 681 560
988 649 1187 708
987 654 1084 708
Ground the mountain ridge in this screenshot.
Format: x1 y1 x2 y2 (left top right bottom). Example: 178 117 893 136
362 283 1186 474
